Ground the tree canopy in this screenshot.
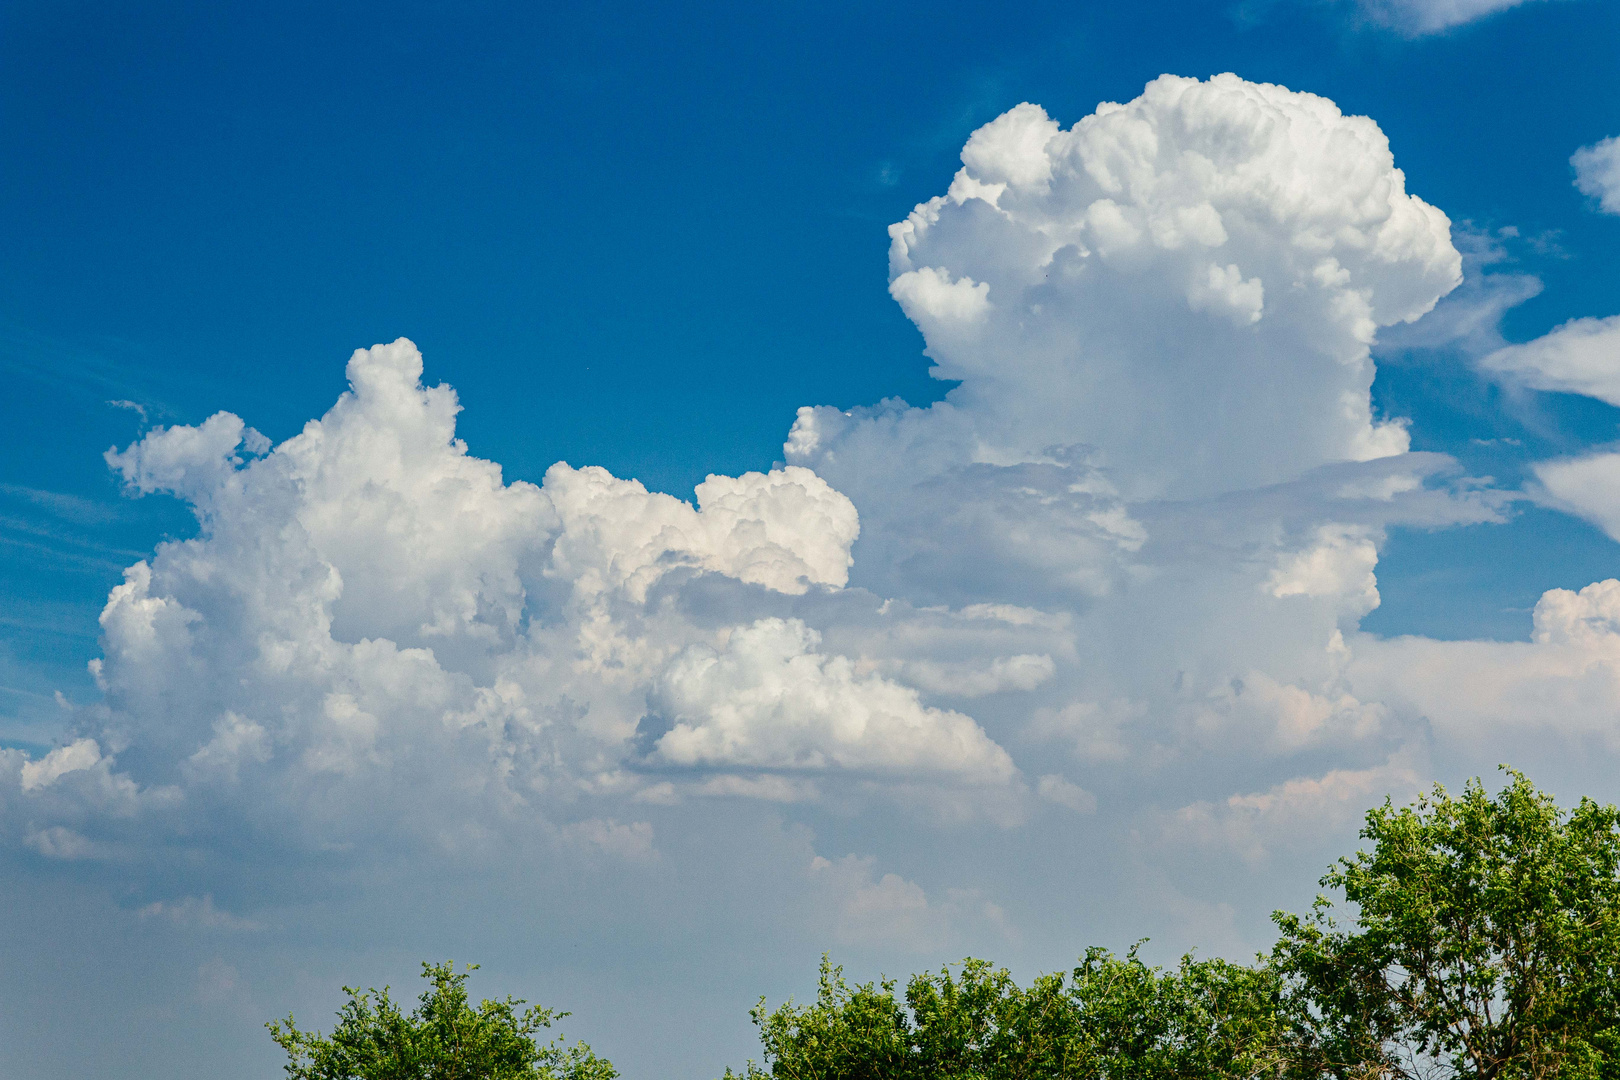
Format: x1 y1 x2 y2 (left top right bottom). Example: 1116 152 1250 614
1273 770 1620 1080
730 771 1620 1080
267 961 616 1080
725 947 1297 1080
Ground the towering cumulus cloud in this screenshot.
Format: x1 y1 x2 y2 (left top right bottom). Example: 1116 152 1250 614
818 75 1458 500
780 77 1508 864
10 74 1617 982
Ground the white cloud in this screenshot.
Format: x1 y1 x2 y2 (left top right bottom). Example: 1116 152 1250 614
1266 524 1381 616
545 461 858 601
777 78 1483 819
807 854 1009 953
1344 581 1620 764
1375 224 1545 357
1035 774 1096 813
958 103 1061 192
1186 262 1265 326
648 618 1016 782
1533 579 1620 647
1166 754 1420 865
137 895 264 932
1481 315 1620 404
3 82 1515 912
20 738 102 791
1534 452 1620 541
897 653 1055 698
0 336 1021 871
1573 136 1620 215
816 72 1458 519
889 267 991 325
1344 0 1550 35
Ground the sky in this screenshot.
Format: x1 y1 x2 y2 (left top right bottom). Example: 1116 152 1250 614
2 0 1620 1076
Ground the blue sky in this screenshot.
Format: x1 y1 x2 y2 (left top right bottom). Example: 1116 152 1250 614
3 0 1620 1077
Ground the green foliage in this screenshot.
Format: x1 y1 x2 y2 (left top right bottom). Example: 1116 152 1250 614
267 961 617 1080
1272 769 1620 1080
730 771 1620 1080
725 947 1298 1079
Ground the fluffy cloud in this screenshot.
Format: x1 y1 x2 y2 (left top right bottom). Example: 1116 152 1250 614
19 737 104 791
1573 136 1620 215
854 74 1458 506
1481 315 1620 404
646 618 1015 781
5 337 1025 869
1346 580 1620 760
1266 525 1381 615
544 462 859 602
781 77 1491 809
1166 753 1421 865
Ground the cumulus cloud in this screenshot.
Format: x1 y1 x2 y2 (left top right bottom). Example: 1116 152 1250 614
19 737 104 791
774 78 1472 711
889 267 992 324
768 79 1494 829
1375 224 1545 359
0 78 1540 924
1573 136 1620 215
645 618 1015 782
1165 753 1421 865
1267 525 1382 615
1344 580 1620 772
544 461 859 602
0 336 1034 874
852 74 1458 506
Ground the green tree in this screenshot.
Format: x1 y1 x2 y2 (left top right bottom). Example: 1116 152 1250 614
732 771 1620 1079
1272 770 1620 1080
726 946 1296 1079
268 961 617 1080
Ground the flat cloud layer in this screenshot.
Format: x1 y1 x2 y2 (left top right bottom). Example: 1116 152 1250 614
1481 315 1620 404
1342 0 1551 34
5 72 1620 1078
